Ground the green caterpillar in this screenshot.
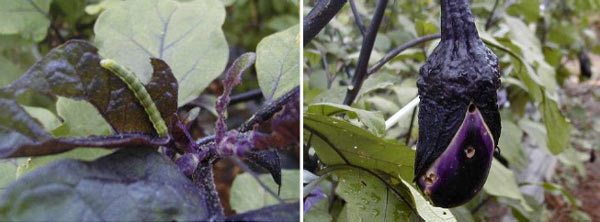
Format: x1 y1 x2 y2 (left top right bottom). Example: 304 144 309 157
100 59 168 137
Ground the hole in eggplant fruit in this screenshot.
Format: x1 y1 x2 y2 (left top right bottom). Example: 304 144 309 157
468 103 476 113
465 146 476 158
425 173 436 185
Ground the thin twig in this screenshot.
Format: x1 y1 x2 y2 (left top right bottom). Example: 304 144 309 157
231 156 285 204
320 50 335 89
343 0 388 105
349 0 367 36
229 88 263 105
485 0 500 31
238 86 299 132
368 33 441 75
405 106 417 145
304 0 348 46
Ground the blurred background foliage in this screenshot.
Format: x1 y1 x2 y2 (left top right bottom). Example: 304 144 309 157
0 0 299 216
303 0 600 221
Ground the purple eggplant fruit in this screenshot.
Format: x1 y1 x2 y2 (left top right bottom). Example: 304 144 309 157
415 0 501 208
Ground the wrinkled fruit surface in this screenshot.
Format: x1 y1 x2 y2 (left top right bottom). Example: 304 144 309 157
415 0 501 207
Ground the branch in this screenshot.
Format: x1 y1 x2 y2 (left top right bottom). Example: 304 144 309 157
405 106 417 145
368 33 441 75
349 0 366 36
229 88 263 105
238 86 300 132
343 0 388 105
485 0 500 31
304 0 348 46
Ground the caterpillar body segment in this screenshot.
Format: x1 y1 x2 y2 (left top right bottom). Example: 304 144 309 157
100 59 169 137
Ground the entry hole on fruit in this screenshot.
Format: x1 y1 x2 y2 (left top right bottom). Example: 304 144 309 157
465 146 476 158
425 173 436 185
468 103 476 113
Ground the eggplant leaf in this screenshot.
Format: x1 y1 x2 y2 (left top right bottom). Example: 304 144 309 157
94 0 229 106
0 0 51 42
256 24 300 100
230 169 299 213
1 40 178 136
0 148 210 221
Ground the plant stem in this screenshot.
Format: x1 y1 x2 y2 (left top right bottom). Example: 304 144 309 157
368 33 441 75
405 106 417 145
192 161 225 218
304 0 348 46
238 86 299 132
229 89 263 105
485 0 500 31
343 0 388 105
349 0 366 37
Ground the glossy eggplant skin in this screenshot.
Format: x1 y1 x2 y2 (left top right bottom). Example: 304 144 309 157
417 105 495 207
415 0 501 207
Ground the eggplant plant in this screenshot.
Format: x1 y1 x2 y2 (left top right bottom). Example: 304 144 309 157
414 0 501 207
303 0 582 220
0 0 300 221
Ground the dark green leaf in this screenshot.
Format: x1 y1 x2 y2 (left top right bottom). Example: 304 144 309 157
0 148 209 221
304 113 414 181
308 103 385 136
